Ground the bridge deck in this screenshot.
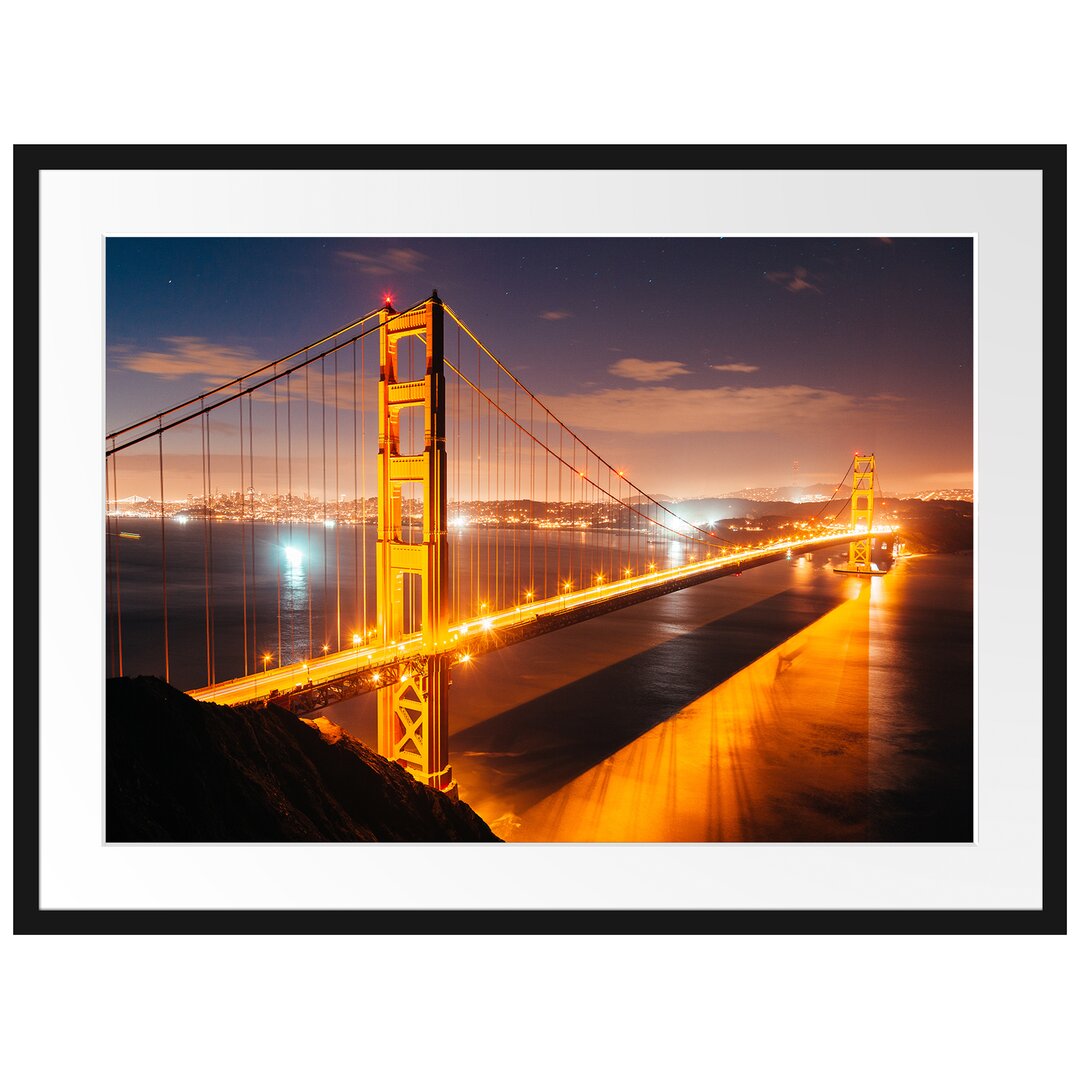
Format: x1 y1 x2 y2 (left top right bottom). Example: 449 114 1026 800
188 528 895 710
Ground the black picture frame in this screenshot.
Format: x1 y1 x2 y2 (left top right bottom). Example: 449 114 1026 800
13 144 1066 934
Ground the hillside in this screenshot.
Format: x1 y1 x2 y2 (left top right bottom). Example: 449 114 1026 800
666 495 972 554
888 499 973 554
106 676 499 842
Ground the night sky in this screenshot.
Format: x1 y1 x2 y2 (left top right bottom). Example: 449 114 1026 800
106 236 973 497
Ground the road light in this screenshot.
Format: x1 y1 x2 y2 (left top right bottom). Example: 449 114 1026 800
262 652 272 674
322 643 330 655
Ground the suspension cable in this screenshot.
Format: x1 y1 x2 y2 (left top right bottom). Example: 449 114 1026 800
443 304 731 548
106 307 385 440
238 384 247 676
105 301 430 456
444 359 731 551
808 456 856 524
158 424 170 684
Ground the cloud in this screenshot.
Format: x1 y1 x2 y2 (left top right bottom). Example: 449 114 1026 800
111 337 262 383
765 266 823 294
711 362 759 373
539 383 868 434
919 471 973 488
609 357 690 382
337 246 428 275
538 310 572 321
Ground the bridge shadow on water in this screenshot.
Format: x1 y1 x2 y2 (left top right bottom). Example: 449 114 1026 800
450 584 852 824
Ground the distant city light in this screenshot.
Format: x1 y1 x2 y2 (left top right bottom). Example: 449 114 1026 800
175 515 189 525
324 519 336 529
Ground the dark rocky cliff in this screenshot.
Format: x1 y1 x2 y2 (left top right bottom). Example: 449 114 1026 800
106 677 499 842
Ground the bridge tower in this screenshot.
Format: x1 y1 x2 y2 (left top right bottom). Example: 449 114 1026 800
376 295 453 792
834 452 884 575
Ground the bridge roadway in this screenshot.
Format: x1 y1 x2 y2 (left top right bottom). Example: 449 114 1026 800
188 527 895 709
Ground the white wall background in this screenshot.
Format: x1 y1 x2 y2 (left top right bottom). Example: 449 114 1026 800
2 4 1075 1079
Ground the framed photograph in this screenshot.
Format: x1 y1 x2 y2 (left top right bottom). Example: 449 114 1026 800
14 145 1064 932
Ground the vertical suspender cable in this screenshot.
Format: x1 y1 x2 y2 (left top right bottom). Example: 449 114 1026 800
201 406 211 684
543 410 548 598
486 395 492 611
158 425 170 684
248 393 256 673
206 407 216 685
494 365 499 611
274 374 281 668
475 342 480 616
286 371 293 662
306 357 313 658
321 356 328 649
571 440 577 588
609 465 615 582
334 345 341 650
453 332 461 624
557 424 562 590
352 339 359 637
239 385 248 676
512 379 518 603
361 333 368 639
529 394 534 596
110 439 123 676
106 447 114 678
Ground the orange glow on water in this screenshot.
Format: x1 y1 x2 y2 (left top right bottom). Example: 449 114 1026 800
511 584 873 842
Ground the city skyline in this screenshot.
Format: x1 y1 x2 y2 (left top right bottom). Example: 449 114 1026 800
106 236 974 498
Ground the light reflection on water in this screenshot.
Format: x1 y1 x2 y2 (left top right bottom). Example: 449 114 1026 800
323 551 972 842
514 583 873 842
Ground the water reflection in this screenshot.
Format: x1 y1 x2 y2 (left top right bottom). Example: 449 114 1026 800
322 552 973 843
280 542 313 660
514 584 872 841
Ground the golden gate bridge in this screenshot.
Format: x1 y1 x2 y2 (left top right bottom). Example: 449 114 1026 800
105 294 895 794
